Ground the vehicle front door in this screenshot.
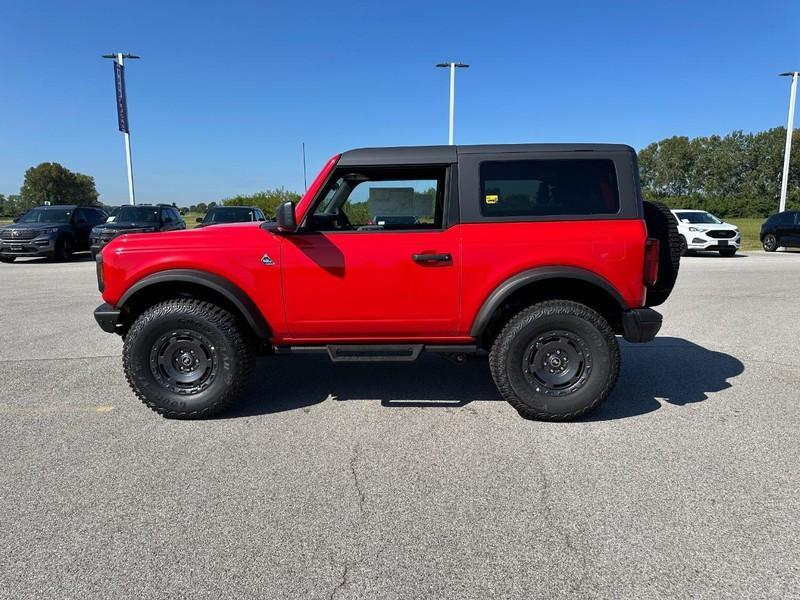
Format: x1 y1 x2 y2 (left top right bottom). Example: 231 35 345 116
279 167 461 339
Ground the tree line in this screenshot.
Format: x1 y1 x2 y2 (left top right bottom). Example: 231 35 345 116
638 127 800 217
4 128 799 219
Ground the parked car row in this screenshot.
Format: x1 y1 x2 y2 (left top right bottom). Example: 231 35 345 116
0 204 267 262
669 208 800 256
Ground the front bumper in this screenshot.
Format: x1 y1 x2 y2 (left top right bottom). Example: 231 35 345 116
94 303 121 334
622 308 662 343
685 231 740 251
0 236 56 257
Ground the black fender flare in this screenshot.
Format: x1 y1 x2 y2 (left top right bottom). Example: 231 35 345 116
118 269 271 339
469 266 629 337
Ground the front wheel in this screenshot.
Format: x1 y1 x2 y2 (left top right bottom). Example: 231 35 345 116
489 300 620 421
123 299 254 418
54 237 73 262
763 234 778 252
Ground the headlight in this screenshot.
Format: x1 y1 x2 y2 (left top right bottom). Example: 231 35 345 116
45 227 60 234
688 226 708 232
91 227 102 236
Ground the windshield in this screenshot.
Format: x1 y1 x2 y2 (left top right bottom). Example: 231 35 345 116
675 211 722 224
18 208 72 224
115 206 159 224
206 208 252 223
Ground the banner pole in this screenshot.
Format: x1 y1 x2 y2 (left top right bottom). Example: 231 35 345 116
118 52 136 206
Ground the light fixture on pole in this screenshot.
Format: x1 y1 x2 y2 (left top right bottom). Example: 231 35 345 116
778 71 798 214
436 62 469 145
102 52 140 205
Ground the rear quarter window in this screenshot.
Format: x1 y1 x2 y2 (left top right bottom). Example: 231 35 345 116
479 159 620 217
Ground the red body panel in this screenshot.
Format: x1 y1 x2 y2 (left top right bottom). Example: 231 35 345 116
100 157 649 346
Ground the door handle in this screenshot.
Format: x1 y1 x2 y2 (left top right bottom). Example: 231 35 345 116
412 253 452 263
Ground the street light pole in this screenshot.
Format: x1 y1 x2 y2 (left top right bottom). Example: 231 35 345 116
102 52 140 205
436 62 469 145
779 71 799 214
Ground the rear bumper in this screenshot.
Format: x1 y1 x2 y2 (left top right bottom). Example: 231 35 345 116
94 303 121 334
622 308 662 343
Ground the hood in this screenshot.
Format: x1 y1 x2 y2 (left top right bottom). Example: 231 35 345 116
676 221 738 231
104 220 274 253
96 222 158 233
1 221 69 231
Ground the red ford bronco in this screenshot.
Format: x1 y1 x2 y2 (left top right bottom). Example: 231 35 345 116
94 144 680 420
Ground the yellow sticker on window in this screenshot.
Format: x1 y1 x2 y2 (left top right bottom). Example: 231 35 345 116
485 194 499 204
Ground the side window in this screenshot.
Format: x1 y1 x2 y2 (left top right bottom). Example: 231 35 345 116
479 159 619 217
73 208 88 223
311 168 445 231
90 209 106 225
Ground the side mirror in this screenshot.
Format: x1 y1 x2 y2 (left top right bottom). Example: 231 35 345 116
196 217 204 223
13 217 19 223
276 201 297 232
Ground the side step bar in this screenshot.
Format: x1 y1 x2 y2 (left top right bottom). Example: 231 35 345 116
274 344 480 363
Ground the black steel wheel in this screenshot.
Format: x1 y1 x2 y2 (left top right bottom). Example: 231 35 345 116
123 299 253 418
522 331 591 397
489 300 620 421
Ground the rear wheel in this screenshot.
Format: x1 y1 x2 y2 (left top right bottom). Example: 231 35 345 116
643 201 681 306
719 248 737 257
489 300 620 421
123 299 254 418
763 234 778 252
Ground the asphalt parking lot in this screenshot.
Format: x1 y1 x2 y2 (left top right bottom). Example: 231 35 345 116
1 251 798 599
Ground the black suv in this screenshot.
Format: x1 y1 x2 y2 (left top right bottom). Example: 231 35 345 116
0 205 108 263
195 205 267 228
760 211 800 252
90 204 185 257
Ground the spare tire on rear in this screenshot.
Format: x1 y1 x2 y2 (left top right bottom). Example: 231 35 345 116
643 201 681 307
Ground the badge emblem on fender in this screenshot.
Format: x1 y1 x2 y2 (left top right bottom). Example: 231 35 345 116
261 254 274 266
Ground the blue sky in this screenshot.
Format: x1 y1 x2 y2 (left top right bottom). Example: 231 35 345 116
1 0 798 205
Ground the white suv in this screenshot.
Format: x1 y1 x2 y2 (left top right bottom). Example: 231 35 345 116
671 209 740 257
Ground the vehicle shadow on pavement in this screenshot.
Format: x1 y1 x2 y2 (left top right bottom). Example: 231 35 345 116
587 337 744 421
227 354 502 417
226 337 744 421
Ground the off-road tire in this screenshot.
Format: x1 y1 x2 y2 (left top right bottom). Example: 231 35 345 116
719 248 737 257
643 201 681 306
54 237 73 262
0 256 15 263
762 234 778 252
123 299 253 418
489 300 620 421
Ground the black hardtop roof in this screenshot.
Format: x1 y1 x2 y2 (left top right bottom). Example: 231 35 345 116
338 143 635 166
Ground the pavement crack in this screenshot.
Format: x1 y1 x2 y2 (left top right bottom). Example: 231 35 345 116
349 444 366 516
329 564 349 600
